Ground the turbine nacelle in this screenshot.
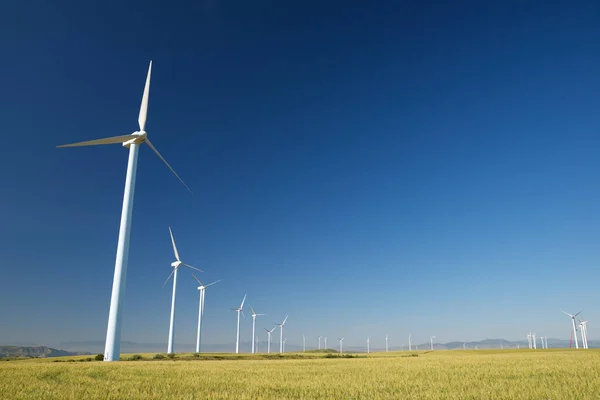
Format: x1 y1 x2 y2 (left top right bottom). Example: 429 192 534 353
123 131 147 148
171 260 182 268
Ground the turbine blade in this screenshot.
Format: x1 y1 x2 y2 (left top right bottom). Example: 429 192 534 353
282 315 288 326
192 274 202 286
57 134 133 148
182 263 203 273
161 269 175 288
145 139 193 195
204 280 221 288
250 306 256 315
138 61 152 131
168 227 180 261
240 294 247 309
575 310 583 317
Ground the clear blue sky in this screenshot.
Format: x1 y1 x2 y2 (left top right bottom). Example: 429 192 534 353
0 0 599 351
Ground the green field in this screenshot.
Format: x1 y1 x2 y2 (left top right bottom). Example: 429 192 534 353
1 349 599 399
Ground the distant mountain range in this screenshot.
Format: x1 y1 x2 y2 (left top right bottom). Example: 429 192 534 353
0 346 92 358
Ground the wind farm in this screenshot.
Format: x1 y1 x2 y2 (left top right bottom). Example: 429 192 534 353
4 0 600 398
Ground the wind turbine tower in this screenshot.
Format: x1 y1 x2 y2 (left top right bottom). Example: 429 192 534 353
192 275 220 353
338 337 344 354
303 335 306 352
163 228 202 354
274 315 288 353
430 336 436 351
318 336 323 350
231 294 247 354
57 62 193 361
250 307 265 354
367 336 370 354
562 310 582 349
265 327 276 353
386 334 389 352
409 333 412 351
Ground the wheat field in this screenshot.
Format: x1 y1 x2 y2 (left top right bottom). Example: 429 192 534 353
1 349 599 399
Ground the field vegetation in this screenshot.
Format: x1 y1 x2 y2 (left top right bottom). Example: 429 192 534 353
1 349 598 399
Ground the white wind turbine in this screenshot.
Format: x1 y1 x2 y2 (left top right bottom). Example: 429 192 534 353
318 335 323 350
532 333 537 349
430 336 436 351
57 62 192 361
367 336 370 354
408 333 412 351
527 332 532 349
274 315 288 353
385 334 389 352
303 335 306 352
249 307 266 354
324 337 327 349
231 294 247 354
265 327 276 353
192 275 220 353
562 310 582 349
578 317 589 349
338 337 344 354
163 227 202 354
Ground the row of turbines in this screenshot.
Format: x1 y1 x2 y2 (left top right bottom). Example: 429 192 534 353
57 62 593 361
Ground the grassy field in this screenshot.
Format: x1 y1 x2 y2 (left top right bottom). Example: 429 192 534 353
1 349 599 399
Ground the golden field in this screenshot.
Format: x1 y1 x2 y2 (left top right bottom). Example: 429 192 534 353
1 349 599 399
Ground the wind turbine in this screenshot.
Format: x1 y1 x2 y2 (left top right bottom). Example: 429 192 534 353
408 333 412 351
265 327 276 353
578 318 589 349
192 275 221 353
249 307 265 354
338 337 344 354
324 337 327 349
532 333 537 349
385 334 389 352
562 310 582 349
163 227 202 354
430 336 436 351
274 315 288 353
318 336 323 350
303 335 306 352
231 294 247 354
527 332 532 349
58 62 193 362
367 336 370 354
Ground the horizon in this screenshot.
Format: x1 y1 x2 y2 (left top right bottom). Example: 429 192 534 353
1 1 598 352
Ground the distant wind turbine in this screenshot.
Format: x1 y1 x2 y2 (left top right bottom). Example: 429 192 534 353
57 61 193 361
163 227 202 354
249 306 265 354
303 335 306 352
367 336 370 354
265 327 276 353
231 294 247 354
192 275 220 353
408 333 412 352
318 336 323 350
562 310 582 349
532 333 537 349
338 337 344 354
274 315 288 353
324 337 327 349
430 336 436 351
385 334 389 352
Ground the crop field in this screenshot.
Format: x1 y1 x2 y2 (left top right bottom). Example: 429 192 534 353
1 349 599 399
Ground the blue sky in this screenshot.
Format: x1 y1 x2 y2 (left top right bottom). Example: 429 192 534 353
0 0 599 351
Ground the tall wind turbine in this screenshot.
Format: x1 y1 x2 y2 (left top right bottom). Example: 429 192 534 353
408 333 412 352
265 327 276 353
58 62 192 361
163 227 202 354
367 336 370 354
318 336 323 350
562 310 582 349
532 333 537 349
192 275 220 353
231 294 247 354
430 336 436 351
527 332 532 349
250 307 265 354
274 315 288 353
579 318 589 349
